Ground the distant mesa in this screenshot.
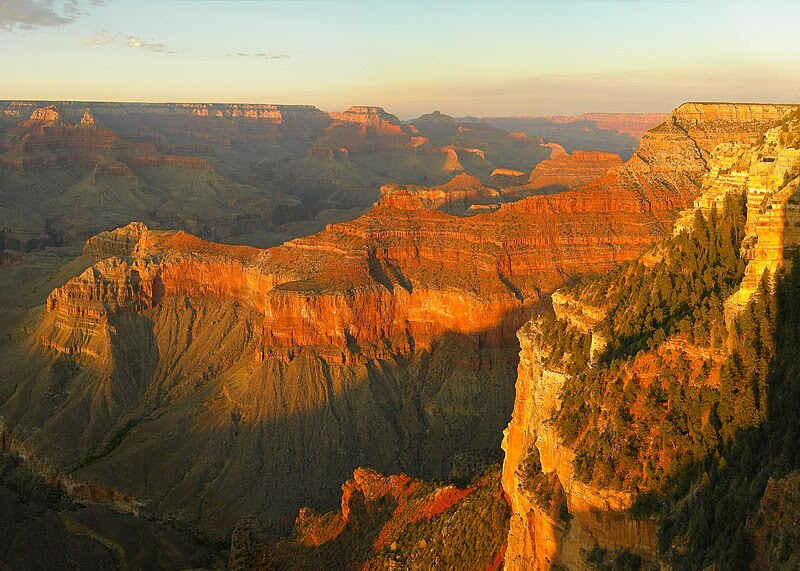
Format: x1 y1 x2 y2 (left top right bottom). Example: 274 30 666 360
477 112 668 160
330 105 403 126
0 99 581 250
378 172 496 211
492 148 623 199
552 112 669 138
411 110 458 126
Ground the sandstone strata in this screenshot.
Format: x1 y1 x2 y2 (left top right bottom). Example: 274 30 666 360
667 108 800 309
501 319 657 570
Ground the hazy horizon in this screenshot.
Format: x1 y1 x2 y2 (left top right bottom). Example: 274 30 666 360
2 0 800 117
0 96 678 122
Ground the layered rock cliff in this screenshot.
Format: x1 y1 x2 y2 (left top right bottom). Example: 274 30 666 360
522 150 622 194
501 319 658 570
500 103 800 569
1 101 666 257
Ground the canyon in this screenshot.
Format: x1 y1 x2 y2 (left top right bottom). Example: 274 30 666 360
0 103 700 538
479 113 668 160
2 101 799 569
0 101 658 255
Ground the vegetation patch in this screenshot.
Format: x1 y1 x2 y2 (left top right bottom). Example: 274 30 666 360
72 418 140 472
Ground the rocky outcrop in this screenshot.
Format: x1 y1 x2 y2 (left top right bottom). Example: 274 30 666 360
330 105 403 127
83 222 149 260
229 466 508 570
24 104 64 126
726 118 800 309
378 173 498 211
79 108 97 128
501 319 656 570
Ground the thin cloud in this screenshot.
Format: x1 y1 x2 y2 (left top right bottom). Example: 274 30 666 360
226 52 290 59
0 0 101 31
126 35 172 53
80 31 176 53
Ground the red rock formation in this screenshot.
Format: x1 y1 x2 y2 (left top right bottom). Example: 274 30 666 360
44 104 755 379
45 158 680 357
33 118 691 532
229 467 508 570
378 173 498 211
522 150 622 193
330 106 403 128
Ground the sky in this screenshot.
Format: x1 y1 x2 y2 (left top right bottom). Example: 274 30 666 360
2 0 800 118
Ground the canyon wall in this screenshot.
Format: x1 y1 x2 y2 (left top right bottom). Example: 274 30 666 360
500 103 800 569
501 319 657 570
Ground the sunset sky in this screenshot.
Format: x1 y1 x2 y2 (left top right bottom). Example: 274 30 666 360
2 0 800 118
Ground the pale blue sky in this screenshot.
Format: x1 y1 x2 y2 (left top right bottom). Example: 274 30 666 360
2 0 799 117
